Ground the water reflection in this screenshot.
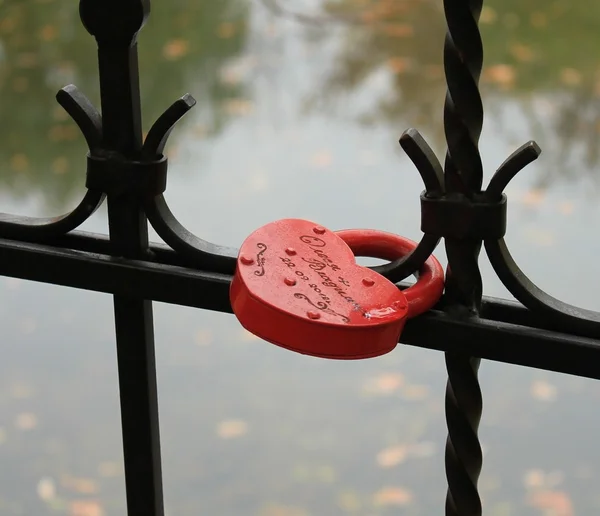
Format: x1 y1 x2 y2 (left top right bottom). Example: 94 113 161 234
1 0 600 210
0 0 249 209
1 1 600 515
305 0 600 186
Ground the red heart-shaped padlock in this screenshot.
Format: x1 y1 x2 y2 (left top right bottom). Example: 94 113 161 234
230 219 444 359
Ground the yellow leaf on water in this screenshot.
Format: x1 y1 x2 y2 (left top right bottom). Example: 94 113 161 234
480 6 497 24
10 153 29 172
53 157 70 175
217 419 248 439
510 43 535 62
520 189 545 206
39 24 58 42
373 487 413 507
560 68 582 86
259 504 309 516
376 445 407 468
37 477 56 502
222 98 254 116
381 24 414 38
528 490 574 516
484 65 516 88
530 380 557 402
523 469 545 489
363 373 404 395
386 57 410 74
69 500 103 516
162 39 189 61
15 412 37 430
218 22 236 39
530 11 548 28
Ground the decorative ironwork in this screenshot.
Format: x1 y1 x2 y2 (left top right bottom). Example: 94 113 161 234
0 0 599 515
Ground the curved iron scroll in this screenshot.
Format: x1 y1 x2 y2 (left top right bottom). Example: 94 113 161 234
0 85 106 241
485 143 600 339
141 95 238 274
371 129 442 282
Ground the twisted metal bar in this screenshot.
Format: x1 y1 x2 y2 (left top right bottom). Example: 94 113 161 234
442 1 484 515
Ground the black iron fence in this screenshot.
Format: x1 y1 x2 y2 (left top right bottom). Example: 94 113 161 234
0 1 598 515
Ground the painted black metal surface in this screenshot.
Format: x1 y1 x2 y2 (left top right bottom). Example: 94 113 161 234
0 1 599 515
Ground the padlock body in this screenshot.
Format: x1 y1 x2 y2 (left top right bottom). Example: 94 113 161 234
230 219 409 359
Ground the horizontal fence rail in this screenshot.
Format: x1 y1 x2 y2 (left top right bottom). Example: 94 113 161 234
0 0 599 515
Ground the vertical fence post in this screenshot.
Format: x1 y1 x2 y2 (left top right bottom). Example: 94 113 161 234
441 1 485 515
79 1 164 515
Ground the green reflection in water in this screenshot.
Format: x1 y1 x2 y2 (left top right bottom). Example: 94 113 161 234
2 0 600 209
309 0 600 186
0 0 249 209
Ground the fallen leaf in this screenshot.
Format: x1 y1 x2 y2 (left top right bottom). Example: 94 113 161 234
530 11 548 28
363 373 404 395
531 380 557 402
520 189 545 206
560 68 582 86
69 500 103 516
53 157 70 175
386 57 411 74
528 490 574 516
484 64 516 88
260 504 309 516
480 6 497 24
217 22 236 39
373 487 413 507
39 24 58 41
510 43 535 62
162 39 189 61
381 24 414 38
37 477 56 502
217 419 248 439
523 469 545 489
15 412 38 430
222 98 254 116
376 445 407 467
10 153 29 172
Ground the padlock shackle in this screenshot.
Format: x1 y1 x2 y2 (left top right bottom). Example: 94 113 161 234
335 229 445 319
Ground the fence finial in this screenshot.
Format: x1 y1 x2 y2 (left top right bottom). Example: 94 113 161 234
79 0 150 47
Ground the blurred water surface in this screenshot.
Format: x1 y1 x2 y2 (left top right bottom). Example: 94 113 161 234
1 0 600 514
